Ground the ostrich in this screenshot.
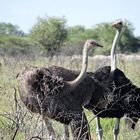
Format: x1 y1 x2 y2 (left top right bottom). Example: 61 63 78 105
17 39 104 140
87 19 123 140
88 19 140 140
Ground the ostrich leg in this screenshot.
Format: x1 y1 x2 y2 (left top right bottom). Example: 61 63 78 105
62 125 69 140
70 112 91 140
113 118 120 140
96 117 103 140
43 116 56 140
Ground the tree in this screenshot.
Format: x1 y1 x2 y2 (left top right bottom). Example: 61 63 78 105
119 20 140 53
0 22 24 36
30 16 67 56
66 20 140 55
67 25 85 42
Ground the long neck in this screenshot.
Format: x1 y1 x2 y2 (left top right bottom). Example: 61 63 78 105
110 30 121 72
68 45 89 91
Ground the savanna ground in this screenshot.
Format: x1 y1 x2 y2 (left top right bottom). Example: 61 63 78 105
0 54 140 140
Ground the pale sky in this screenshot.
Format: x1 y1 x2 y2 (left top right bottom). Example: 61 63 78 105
0 0 140 36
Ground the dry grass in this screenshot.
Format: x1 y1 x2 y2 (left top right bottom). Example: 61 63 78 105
0 54 140 140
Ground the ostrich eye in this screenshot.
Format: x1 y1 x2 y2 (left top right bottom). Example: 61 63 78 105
119 22 122 26
90 41 95 45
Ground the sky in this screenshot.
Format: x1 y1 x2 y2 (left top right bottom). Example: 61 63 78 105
0 0 140 36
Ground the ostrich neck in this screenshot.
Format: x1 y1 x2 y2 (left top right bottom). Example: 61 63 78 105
111 30 121 72
68 45 89 91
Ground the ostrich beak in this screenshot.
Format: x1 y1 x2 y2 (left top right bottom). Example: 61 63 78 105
90 39 103 48
96 43 103 48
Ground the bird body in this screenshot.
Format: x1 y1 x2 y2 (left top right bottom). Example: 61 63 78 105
91 67 131 118
17 65 108 114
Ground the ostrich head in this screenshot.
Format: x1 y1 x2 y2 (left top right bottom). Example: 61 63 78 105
84 39 103 50
112 19 123 31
